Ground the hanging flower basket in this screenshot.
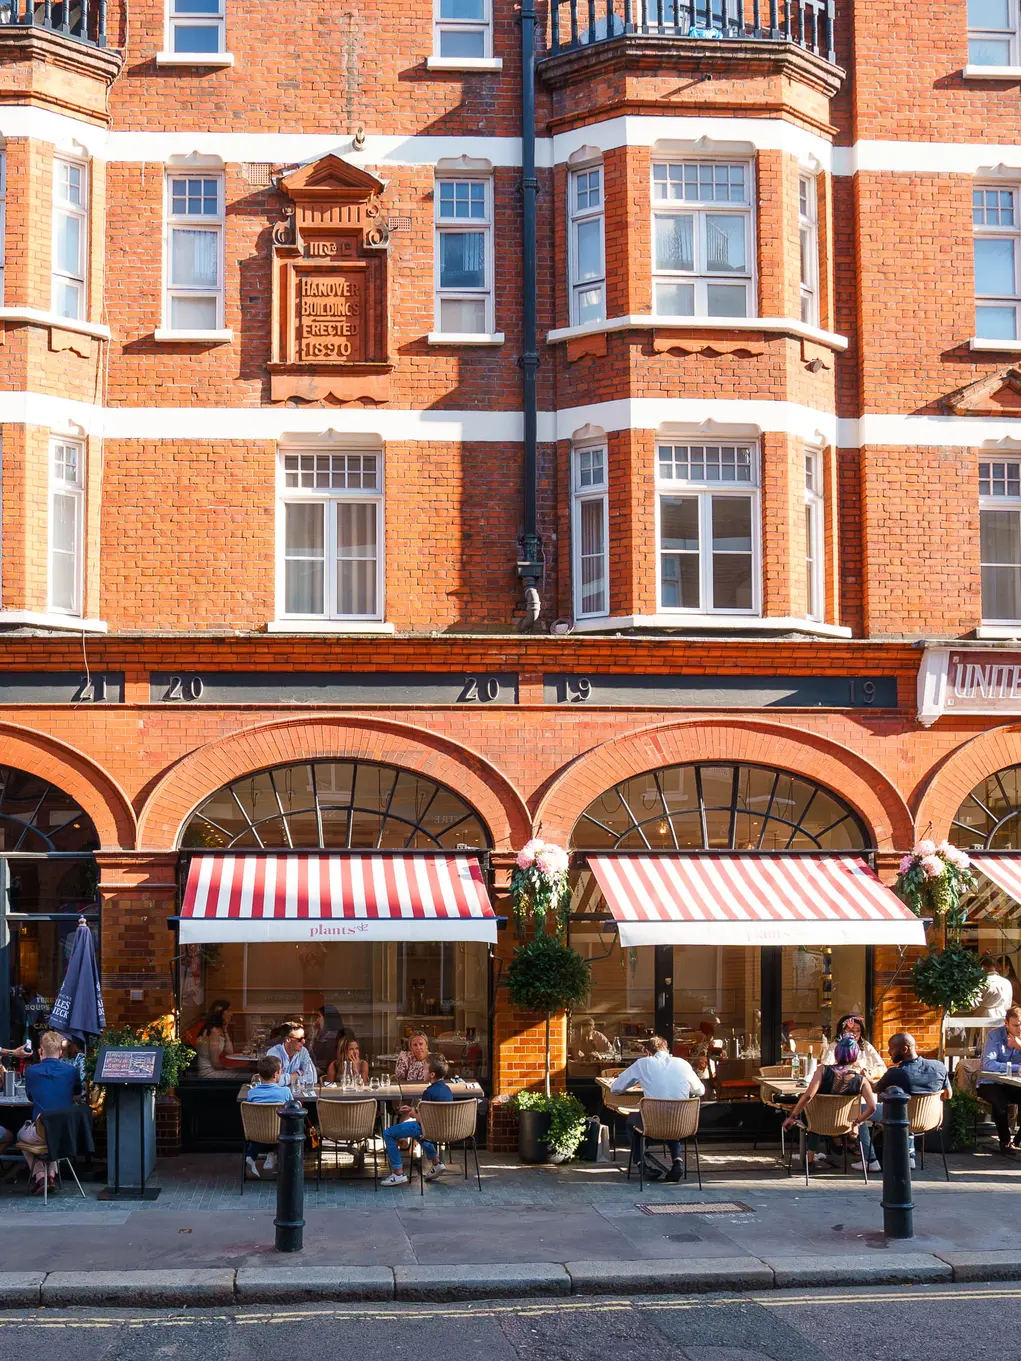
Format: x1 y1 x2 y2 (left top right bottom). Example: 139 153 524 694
895 839 976 935
510 839 571 936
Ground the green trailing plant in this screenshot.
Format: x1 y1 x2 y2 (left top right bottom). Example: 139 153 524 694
510 1090 588 1161
510 839 571 938
506 932 591 1096
895 839 976 938
948 1088 981 1152
86 1015 196 1097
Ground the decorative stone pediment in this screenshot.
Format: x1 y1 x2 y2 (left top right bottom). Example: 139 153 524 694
942 367 1021 417
268 154 392 404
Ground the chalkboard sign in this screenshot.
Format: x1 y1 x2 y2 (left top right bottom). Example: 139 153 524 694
95 1046 164 1086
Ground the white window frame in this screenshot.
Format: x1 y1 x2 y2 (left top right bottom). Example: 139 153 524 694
433 0 491 59
433 175 494 337
980 457 1021 622
569 164 606 326
276 447 385 623
974 182 1021 342
651 159 756 321
167 0 226 55
572 444 609 619
51 156 88 323
655 440 761 616
804 448 824 622
798 173 819 328
48 438 84 618
968 0 1020 66
163 172 225 333
0 150 6 306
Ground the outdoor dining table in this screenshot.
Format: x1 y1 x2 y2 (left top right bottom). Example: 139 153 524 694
236 1080 484 1107
979 1070 1021 1089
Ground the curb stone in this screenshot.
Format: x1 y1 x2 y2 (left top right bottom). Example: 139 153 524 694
0 1275 43 1308
235 1267 394 1302
764 1253 952 1288
41 1270 236 1308
393 1264 570 1300
567 1257 774 1295
934 1251 1021 1282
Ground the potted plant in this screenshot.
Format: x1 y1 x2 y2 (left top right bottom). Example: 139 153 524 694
509 1090 588 1164
912 944 986 1057
895 838 976 936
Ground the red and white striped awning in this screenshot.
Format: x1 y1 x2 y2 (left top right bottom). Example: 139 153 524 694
180 854 497 944
970 854 1021 922
586 855 926 948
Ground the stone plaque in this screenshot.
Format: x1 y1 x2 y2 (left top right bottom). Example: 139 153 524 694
269 154 391 404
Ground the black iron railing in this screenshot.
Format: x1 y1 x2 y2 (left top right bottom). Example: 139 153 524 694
547 0 835 62
0 0 107 48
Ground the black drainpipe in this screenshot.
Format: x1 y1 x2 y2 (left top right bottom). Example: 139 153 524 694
517 0 543 626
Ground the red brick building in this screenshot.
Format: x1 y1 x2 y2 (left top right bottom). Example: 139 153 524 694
1 0 1021 1146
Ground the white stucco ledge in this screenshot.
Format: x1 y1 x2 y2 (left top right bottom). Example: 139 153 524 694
154 52 235 67
970 336 1021 353
963 64 1021 79
265 620 396 635
570 614 853 638
0 612 108 634
546 314 849 350
153 329 233 343
0 308 111 341
427 332 506 345
976 624 1021 639
425 56 503 71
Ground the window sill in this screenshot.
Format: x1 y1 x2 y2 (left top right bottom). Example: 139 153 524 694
153 329 233 344
976 624 1021 638
266 619 396 635
546 314 848 351
425 56 503 71
570 613 852 638
427 332 505 346
970 336 1021 352
963 63 1021 79
0 611 108 634
155 51 235 66
0 308 111 341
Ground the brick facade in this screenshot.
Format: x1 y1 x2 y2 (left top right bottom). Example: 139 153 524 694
1 0 1020 1152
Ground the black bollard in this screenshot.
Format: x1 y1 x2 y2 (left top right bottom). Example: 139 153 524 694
274 1100 306 1253
880 1086 913 1240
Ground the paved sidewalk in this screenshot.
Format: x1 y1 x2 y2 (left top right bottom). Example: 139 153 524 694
0 1144 1019 1298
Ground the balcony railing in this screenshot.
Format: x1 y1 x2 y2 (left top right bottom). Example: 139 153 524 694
0 0 107 48
547 0 835 63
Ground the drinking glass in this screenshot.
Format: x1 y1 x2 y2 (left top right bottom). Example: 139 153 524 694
370 1076 380 1092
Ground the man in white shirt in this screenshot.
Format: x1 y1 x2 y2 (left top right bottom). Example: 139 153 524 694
266 1023 318 1087
610 1036 705 1182
978 958 1014 1021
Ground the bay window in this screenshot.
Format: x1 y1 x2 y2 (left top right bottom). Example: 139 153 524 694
657 441 759 614
280 450 383 621
165 173 224 332
652 161 754 319
572 445 609 618
569 166 605 325
49 439 84 616
799 174 819 327
52 158 87 322
980 458 1021 620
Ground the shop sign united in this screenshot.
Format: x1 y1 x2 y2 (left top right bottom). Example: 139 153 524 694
917 647 1021 725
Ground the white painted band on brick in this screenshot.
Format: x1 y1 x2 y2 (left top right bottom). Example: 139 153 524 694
546 313 848 350
571 613 852 637
0 611 108 633
0 308 111 340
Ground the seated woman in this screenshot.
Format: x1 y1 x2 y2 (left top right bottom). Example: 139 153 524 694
819 1014 886 1081
782 1035 877 1170
395 1031 430 1083
194 1000 236 1078
327 1034 369 1085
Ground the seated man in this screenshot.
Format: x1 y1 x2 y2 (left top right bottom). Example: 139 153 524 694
265 1022 317 1088
19 1030 81 1194
859 1031 950 1167
610 1035 705 1183
380 1055 452 1187
244 1056 292 1179
978 1003 1021 1158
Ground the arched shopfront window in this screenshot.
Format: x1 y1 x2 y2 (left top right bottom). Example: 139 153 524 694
571 761 870 850
0 765 97 853
180 759 491 850
949 764 1021 849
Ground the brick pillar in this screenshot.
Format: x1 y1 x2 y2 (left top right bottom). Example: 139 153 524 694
96 852 179 1030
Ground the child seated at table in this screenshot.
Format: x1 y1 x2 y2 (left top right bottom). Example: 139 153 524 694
380 1055 452 1187
244 1056 292 1179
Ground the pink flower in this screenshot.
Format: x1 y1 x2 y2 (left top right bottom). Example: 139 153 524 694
898 854 915 874
515 838 543 870
535 845 569 876
938 841 970 870
920 855 945 879
914 839 937 858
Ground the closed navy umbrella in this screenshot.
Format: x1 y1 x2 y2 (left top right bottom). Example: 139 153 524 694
49 917 105 1044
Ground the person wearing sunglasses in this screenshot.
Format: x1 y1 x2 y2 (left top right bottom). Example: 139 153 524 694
265 1023 317 1087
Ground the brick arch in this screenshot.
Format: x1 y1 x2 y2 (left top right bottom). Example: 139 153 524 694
914 724 1021 842
136 715 532 851
0 722 135 849
535 718 914 849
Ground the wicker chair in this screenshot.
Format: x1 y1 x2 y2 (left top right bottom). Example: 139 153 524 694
908 1091 950 1181
15 1113 87 1204
786 1092 870 1186
239 1102 285 1192
416 1099 481 1195
600 1066 638 1161
754 1063 794 1153
317 1097 379 1189
627 1097 702 1190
